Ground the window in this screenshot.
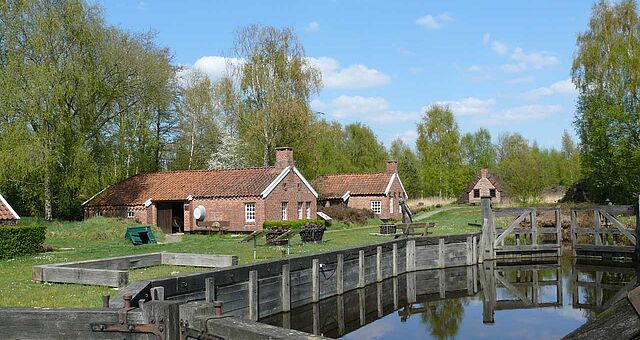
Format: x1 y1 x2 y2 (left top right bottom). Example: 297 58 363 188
490 189 496 198
281 202 288 220
371 200 382 214
245 203 256 222
297 202 303 220
306 202 311 219
390 197 394 214
127 211 135 219
473 189 480 198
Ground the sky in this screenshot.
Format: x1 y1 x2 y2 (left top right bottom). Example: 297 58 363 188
96 0 594 149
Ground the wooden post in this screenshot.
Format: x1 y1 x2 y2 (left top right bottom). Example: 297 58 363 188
571 209 577 257
438 238 445 268
282 312 291 329
312 303 320 335
393 277 398 310
337 295 345 336
635 195 640 262
205 277 216 303
358 250 365 288
392 243 398 277
406 240 416 272
531 208 538 246
480 261 495 324
376 246 382 282
467 266 473 295
312 259 320 302
438 269 446 298
406 271 416 303
556 208 562 256
466 236 473 265
473 236 478 264
481 197 495 261
253 237 257 260
336 254 344 295
532 269 539 304
249 270 258 321
594 209 602 246
358 288 366 326
377 282 383 318
281 264 290 312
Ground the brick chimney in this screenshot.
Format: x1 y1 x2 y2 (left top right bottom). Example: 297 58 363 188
386 160 398 174
275 147 295 170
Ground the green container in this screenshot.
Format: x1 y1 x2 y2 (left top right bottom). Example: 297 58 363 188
124 225 157 245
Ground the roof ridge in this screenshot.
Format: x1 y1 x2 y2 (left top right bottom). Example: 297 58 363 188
137 166 277 176
315 171 388 178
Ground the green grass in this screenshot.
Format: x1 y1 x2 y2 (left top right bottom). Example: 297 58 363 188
0 205 480 308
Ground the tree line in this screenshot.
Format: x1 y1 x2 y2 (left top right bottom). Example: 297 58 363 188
0 0 635 220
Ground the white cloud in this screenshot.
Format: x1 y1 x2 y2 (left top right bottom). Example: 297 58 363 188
491 41 508 56
482 33 491 44
435 97 496 116
307 57 390 89
416 13 452 29
498 104 563 121
189 56 244 81
394 129 419 146
305 22 320 32
311 96 419 123
518 79 577 100
501 47 559 72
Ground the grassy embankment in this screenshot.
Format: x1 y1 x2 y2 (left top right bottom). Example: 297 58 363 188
0 204 480 308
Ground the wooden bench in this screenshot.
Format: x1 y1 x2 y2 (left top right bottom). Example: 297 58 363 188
394 222 435 239
192 221 230 234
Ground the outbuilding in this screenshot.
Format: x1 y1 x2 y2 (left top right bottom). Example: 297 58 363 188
457 168 507 204
83 147 318 233
312 161 407 220
0 193 20 226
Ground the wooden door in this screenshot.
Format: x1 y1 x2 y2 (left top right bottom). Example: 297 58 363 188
157 205 173 234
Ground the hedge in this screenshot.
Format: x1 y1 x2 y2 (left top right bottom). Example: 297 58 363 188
263 219 325 230
0 225 47 259
318 205 375 224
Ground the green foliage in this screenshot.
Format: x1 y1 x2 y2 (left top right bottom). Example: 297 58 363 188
343 123 388 173
0 225 46 259
262 219 325 230
389 138 422 198
416 105 464 198
460 128 497 180
571 0 640 203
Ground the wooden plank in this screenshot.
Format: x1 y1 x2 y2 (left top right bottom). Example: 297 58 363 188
392 243 398 277
531 208 538 246
161 253 238 267
438 239 445 268
406 240 416 272
574 244 636 253
600 210 637 245
336 254 344 295
205 277 216 302
249 270 258 321
358 250 365 288
39 266 128 288
494 210 530 246
282 264 290 312
481 197 495 261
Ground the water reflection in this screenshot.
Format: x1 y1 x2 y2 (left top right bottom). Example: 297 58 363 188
259 256 639 339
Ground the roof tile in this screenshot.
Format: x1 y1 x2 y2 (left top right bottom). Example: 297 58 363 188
0 194 19 221
312 173 392 199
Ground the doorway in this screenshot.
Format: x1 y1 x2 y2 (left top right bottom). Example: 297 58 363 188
156 202 185 234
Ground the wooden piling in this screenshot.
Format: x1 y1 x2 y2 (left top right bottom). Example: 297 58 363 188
248 270 258 321
438 238 445 268
281 264 290 312
336 253 344 295
376 246 382 282
205 277 216 303
481 197 495 261
392 243 398 276
358 250 365 288
406 240 416 272
312 259 319 302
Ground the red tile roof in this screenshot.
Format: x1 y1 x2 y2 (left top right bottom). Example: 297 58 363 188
312 173 393 199
0 194 19 221
84 167 283 206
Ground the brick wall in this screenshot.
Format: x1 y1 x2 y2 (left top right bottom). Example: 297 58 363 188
468 177 501 204
346 175 405 220
264 170 317 223
83 205 147 223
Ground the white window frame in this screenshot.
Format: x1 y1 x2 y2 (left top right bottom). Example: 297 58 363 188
306 202 311 219
297 202 303 220
371 200 382 215
245 203 256 223
281 202 288 221
127 211 135 219
390 197 394 214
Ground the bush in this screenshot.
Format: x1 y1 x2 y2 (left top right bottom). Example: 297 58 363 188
318 205 375 224
0 225 46 259
263 219 325 230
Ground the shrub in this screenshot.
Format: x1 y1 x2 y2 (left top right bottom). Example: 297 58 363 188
318 205 375 224
0 225 47 259
263 219 325 230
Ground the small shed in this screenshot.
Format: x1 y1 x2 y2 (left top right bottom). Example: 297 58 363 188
0 193 20 226
457 169 507 204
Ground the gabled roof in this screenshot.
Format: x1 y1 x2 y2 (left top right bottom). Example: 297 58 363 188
0 193 20 221
84 166 317 207
458 169 506 203
312 172 406 199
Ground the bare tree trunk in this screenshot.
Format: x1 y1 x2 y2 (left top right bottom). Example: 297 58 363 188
188 116 196 170
44 166 52 221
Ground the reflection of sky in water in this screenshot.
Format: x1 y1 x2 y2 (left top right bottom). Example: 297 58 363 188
337 262 635 340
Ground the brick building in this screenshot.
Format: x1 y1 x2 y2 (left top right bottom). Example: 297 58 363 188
457 169 507 204
0 193 20 226
83 147 318 233
312 161 407 220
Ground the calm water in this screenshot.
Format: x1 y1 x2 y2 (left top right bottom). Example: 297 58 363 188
259 254 638 339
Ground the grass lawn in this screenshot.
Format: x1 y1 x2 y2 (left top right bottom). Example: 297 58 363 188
0 205 480 308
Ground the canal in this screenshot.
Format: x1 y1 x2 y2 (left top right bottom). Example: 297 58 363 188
259 254 638 339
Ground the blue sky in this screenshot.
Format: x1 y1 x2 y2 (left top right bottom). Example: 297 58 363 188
97 0 593 149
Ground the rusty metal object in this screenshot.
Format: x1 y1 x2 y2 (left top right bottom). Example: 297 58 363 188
628 286 640 316
213 301 223 317
92 294 165 339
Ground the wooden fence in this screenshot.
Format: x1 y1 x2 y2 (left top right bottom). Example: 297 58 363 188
570 205 638 260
